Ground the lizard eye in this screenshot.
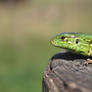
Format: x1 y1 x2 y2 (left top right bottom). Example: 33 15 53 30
60 36 65 40
75 39 79 44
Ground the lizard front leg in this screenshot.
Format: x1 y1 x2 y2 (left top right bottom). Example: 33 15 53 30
84 46 92 65
84 59 92 65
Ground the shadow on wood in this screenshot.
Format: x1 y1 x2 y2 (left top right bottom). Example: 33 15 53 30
42 51 92 92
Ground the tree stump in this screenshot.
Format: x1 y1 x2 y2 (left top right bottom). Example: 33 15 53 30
42 51 92 92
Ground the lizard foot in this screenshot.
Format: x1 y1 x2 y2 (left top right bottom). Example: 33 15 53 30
84 59 92 65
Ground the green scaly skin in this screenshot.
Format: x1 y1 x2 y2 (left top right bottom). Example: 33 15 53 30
50 32 92 56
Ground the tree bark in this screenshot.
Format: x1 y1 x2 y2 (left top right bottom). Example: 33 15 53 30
42 51 92 92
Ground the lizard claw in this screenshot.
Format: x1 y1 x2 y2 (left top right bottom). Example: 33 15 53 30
84 59 92 65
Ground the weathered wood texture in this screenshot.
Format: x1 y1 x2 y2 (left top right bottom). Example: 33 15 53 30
42 51 92 92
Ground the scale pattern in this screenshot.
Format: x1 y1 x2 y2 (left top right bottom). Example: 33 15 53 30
51 32 92 56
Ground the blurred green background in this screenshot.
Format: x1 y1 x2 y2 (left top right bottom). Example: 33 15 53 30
0 0 92 92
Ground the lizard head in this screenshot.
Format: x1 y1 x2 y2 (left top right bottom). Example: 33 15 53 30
50 32 90 56
50 32 79 48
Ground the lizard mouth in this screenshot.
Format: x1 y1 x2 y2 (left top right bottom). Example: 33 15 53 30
50 39 61 48
50 37 54 45
50 39 54 46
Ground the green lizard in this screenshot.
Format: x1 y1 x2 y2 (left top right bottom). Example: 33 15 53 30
50 32 92 65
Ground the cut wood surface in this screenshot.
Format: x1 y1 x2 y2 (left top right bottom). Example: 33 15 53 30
42 51 92 92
